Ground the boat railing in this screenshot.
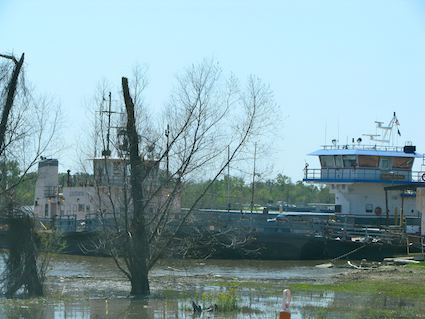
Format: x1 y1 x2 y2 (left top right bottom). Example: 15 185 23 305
304 167 424 183
324 221 406 242
321 144 405 152
55 215 78 232
405 234 425 256
265 216 331 236
84 212 117 232
269 216 412 241
412 171 425 183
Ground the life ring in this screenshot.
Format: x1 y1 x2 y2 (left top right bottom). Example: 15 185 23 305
422 173 425 182
374 206 382 216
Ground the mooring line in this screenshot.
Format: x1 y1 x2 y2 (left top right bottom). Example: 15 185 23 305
330 241 371 262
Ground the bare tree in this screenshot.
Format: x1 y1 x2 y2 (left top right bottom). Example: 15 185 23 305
91 60 275 296
0 53 24 153
0 52 60 297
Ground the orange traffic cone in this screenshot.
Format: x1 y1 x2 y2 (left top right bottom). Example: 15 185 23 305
279 289 291 319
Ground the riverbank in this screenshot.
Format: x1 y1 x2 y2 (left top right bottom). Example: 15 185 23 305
207 260 425 318
291 261 425 318
0 255 424 318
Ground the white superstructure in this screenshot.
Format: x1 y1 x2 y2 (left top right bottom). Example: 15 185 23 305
303 114 425 227
34 159 59 218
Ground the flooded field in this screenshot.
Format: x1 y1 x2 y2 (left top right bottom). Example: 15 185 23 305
0 254 424 318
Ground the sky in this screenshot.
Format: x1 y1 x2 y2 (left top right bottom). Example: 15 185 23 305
1 0 425 181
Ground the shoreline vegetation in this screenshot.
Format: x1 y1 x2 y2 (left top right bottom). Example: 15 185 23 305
210 261 425 318
293 262 425 300
14 172 333 209
293 261 425 318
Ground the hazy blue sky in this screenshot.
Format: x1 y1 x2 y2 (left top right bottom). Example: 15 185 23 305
1 0 425 181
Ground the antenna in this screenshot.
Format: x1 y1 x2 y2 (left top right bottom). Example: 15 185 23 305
363 113 400 146
100 92 125 157
101 92 113 157
337 118 340 145
324 122 327 145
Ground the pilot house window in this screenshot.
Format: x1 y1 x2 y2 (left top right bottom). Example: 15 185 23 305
379 158 391 170
335 156 343 168
342 156 357 168
392 157 413 169
358 156 379 168
320 155 358 168
320 156 335 168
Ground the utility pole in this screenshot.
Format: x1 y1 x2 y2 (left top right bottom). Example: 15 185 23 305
227 145 230 212
94 104 98 158
106 92 112 155
250 142 257 214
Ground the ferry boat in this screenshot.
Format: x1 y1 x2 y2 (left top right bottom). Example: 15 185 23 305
303 113 425 229
30 112 425 260
299 113 425 259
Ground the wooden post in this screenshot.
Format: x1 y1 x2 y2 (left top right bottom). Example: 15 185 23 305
406 236 410 255
401 193 405 228
385 189 389 226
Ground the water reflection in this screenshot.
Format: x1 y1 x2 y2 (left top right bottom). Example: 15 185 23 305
0 294 333 319
0 254 423 318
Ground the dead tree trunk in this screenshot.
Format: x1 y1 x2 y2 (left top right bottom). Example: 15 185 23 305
122 77 150 296
4 213 44 298
0 53 44 298
0 53 24 153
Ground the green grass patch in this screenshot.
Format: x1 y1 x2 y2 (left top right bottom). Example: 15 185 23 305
200 287 238 311
205 279 287 293
407 261 425 268
290 279 425 301
301 304 425 319
193 287 261 314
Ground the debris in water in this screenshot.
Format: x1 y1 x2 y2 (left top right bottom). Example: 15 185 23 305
315 262 333 268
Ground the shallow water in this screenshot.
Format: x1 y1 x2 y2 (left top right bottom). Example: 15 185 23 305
0 254 423 318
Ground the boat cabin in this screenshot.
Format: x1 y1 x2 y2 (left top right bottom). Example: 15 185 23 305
303 115 425 229
305 146 421 184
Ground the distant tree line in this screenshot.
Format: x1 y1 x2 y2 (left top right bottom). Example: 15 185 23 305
2 164 42 207
14 168 333 210
182 173 334 210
